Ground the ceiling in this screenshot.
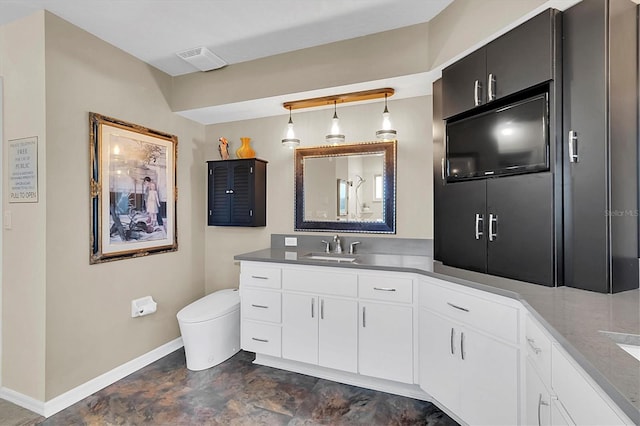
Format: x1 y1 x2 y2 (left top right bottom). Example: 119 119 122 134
0 0 454 77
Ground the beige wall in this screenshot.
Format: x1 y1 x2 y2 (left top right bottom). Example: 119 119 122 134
428 0 547 68
204 96 431 293
0 11 48 401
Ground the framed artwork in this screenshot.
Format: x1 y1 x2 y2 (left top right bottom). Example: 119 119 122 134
89 113 178 264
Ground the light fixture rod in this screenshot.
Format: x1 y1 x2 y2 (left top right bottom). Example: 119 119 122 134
284 88 395 110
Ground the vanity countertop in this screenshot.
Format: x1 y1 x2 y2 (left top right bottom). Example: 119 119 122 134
235 248 640 423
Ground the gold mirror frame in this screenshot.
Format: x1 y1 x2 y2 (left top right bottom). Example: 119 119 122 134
294 141 396 234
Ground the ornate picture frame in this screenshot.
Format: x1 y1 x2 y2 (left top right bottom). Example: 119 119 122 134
89 113 178 264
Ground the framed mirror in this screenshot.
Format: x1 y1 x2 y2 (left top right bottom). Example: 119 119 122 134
295 141 396 233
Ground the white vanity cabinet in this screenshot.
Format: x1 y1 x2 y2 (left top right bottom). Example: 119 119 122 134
418 276 520 426
281 265 359 373
358 272 414 384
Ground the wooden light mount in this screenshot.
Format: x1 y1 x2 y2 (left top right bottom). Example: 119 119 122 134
283 88 395 110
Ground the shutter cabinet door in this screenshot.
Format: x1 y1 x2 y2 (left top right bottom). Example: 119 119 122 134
230 161 254 225
209 163 231 225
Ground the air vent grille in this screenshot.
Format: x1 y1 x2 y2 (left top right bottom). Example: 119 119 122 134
176 46 227 71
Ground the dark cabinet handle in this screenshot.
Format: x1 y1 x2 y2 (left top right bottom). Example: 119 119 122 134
489 214 498 242
474 80 482 106
488 73 496 101
475 213 484 240
450 327 455 355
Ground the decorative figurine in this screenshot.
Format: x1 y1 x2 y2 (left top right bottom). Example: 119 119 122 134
218 137 230 160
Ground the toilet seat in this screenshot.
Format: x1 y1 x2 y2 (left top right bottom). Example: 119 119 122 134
177 288 239 324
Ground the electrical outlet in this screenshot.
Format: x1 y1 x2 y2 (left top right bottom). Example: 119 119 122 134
285 237 297 247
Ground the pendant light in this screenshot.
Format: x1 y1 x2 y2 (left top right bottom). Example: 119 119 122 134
281 106 300 149
325 101 345 145
376 93 397 140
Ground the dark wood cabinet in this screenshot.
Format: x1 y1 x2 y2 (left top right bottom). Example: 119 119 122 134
207 158 267 227
443 9 559 119
562 0 638 293
437 175 554 287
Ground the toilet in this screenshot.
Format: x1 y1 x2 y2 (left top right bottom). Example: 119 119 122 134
176 288 240 371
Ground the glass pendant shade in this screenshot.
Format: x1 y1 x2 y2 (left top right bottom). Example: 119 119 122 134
376 94 397 140
325 101 345 145
282 106 300 148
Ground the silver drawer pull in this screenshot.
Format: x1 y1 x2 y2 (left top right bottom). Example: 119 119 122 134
447 302 470 312
251 304 268 309
373 287 396 292
251 337 268 343
251 275 268 280
527 337 542 355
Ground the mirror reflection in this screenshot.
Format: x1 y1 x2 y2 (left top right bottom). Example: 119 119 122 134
295 141 396 234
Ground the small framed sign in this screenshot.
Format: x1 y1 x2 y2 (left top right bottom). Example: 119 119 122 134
8 136 38 203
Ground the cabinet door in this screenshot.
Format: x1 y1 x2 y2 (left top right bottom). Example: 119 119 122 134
442 47 486 118
359 302 413 383
418 308 461 413
459 327 519 426
208 162 231 225
486 9 555 101
282 293 318 365
525 359 551 426
229 161 254 225
438 180 487 273
562 0 609 292
318 297 358 373
487 173 554 286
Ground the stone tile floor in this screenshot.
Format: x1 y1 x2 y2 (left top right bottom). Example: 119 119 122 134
7 349 459 425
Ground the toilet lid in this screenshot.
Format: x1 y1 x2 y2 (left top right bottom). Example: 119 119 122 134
177 288 239 323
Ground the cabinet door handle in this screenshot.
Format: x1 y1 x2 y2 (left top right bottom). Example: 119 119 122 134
474 213 484 240
527 337 542 355
320 299 324 320
447 302 470 312
450 327 455 355
362 306 366 328
568 130 579 163
489 214 498 242
251 337 268 343
487 73 496 101
373 287 396 292
538 393 550 426
251 304 268 309
441 157 445 181
460 331 465 360
474 80 482 106
311 298 315 318
225 189 234 194
251 275 268 280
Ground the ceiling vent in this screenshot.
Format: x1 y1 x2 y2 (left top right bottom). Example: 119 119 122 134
176 47 227 71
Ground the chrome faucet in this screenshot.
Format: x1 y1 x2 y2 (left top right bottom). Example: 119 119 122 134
349 241 361 254
333 235 342 254
321 240 331 253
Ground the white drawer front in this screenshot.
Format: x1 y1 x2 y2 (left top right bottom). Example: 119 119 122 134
241 262 282 289
358 274 413 303
283 267 357 297
420 279 518 343
241 289 281 323
242 321 281 357
525 314 552 387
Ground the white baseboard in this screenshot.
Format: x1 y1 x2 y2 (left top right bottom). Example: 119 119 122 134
0 337 183 418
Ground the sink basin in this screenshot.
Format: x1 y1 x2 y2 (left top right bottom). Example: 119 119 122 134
304 253 357 263
600 331 640 362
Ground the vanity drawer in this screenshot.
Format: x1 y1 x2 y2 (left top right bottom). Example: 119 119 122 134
420 278 519 344
283 267 357 297
241 321 281 357
358 273 413 304
241 289 281 323
525 314 552 387
241 262 282 289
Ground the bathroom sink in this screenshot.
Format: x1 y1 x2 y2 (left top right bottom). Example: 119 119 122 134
600 331 640 362
303 253 358 263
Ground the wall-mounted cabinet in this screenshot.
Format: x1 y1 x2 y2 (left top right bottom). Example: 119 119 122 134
207 158 267 227
562 0 639 293
442 9 559 119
